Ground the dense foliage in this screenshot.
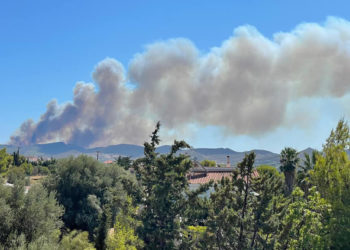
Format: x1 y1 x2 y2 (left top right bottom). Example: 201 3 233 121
0 180 63 249
200 159 216 167
310 119 350 249
43 155 140 246
280 147 299 195
133 122 208 249
1 120 350 249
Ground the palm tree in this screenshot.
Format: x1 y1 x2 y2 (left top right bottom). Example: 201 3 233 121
297 150 319 194
280 147 299 195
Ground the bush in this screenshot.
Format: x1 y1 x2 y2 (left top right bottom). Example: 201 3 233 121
44 155 140 243
7 167 25 184
200 159 216 167
0 183 64 249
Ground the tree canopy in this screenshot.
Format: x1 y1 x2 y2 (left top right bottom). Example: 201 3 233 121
1 119 350 249
44 155 140 245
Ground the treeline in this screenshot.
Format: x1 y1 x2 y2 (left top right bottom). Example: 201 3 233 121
0 120 349 249
0 149 56 185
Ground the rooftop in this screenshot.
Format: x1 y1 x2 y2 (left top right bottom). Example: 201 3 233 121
188 165 258 184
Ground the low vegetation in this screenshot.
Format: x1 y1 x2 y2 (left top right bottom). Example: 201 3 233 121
200 159 216 167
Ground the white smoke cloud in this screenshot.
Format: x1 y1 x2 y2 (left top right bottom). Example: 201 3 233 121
10 17 350 147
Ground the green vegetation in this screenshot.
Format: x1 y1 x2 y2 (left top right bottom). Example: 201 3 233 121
106 197 143 250
43 155 140 246
0 181 63 249
133 122 207 249
277 187 331 249
280 147 299 195
0 148 11 173
310 119 350 249
0 119 349 249
114 156 132 170
60 230 96 250
200 159 216 167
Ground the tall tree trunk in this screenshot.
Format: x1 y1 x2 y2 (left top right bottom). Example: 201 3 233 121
251 212 261 248
238 178 250 249
284 170 295 195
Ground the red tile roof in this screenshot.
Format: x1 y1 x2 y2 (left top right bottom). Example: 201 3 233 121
188 172 233 184
188 167 259 184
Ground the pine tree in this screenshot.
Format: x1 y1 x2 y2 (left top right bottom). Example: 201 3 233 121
204 152 257 249
134 122 195 249
204 156 287 249
250 165 285 249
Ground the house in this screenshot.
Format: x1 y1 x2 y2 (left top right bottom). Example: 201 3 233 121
188 157 258 184
188 166 234 184
26 156 39 162
188 159 235 184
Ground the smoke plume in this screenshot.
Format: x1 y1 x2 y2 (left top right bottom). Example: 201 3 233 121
10 17 350 147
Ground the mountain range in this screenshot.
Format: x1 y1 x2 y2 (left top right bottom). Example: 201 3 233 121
0 142 332 167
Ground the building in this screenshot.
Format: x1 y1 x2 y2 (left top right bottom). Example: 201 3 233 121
188 157 258 185
188 166 234 184
188 159 234 184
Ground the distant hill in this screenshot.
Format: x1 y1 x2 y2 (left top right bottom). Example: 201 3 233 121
297 147 316 159
1 142 348 167
89 144 144 157
192 148 239 156
155 145 172 154
0 142 278 166
37 142 86 155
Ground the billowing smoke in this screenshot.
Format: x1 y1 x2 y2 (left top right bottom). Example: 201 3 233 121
10 59 154 147
10 17 350 147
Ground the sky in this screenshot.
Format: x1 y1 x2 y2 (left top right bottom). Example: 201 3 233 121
1 0 350 153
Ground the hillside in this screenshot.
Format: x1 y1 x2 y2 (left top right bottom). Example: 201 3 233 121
0 142 285 167
3 142 349 167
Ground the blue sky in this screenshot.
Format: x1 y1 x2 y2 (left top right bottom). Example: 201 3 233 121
1 0 350 152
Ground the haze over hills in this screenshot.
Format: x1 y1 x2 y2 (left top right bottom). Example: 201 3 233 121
1 142 341 167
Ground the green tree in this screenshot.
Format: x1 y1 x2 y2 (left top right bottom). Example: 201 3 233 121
12 148 25 167
106 197 143 250
203 157 286 249
180 225 207 250
20 185 63 243
39 166 50 175
0 182 63 249
310 119 350 249
6 232 61 250
114 156 132 170
60 231 96 250
297 150 319 194
0 148 11 173
204 153 256 249
44 155 139 247
21 162 34 176
6 166 26 184
280 147 299 195
133 122 198 249
200 159 216 167
250 165 285 249
277 187 331 250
